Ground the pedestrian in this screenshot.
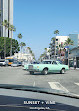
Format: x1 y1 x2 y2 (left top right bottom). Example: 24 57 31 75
74 61 76 70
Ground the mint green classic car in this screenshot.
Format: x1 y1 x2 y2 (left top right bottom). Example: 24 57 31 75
24 60 69 74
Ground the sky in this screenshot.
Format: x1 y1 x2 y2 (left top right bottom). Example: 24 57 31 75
13 0 79 59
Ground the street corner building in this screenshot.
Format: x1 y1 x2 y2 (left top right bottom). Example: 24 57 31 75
0 0 13 38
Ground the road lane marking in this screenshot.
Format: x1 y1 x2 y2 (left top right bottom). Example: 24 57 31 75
75 83 79 86
48 82 69 93
33 81 35 87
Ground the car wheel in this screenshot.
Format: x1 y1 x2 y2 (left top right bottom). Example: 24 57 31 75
43 69 48 75
30 71 34 74
60 69 65 74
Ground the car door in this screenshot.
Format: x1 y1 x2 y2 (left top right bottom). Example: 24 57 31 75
49 61 60 73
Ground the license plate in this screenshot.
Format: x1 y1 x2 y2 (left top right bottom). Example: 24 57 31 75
28 65 33 69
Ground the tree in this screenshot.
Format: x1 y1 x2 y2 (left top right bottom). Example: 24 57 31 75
9 25 16 56
0 10 1 23
64 38 74 67
27 47 32 53
39 53 46 61
54 30 59 36
0 37 20 58
2 20 9 58
17 33 22 44
58 43 64 58
20 42 26 54
44 48 47 51
29 50 33 54
27 47 31 50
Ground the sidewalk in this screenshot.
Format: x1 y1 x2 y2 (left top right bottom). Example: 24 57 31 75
69 67 79 70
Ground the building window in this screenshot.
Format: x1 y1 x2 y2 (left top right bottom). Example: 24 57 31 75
56 42 58 45
56 46 58 48
56 39 58 41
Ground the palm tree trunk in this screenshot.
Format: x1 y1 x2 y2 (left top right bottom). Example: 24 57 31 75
19 39 20 45
19 39 21 54
4 28 6 58
60 49 61 59
49 54 50 59
10 31 12 56
54 38 56 59
20 46 22 60
68 48 69 67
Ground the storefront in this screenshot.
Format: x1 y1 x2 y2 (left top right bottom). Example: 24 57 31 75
69 47 79 68
76 57 79 68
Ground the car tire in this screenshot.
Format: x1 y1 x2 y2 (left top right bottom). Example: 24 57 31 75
43 69 48 75
60 69 65 74
30 71 34 74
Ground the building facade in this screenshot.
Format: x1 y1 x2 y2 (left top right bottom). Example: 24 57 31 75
0 0 13 38
69 47 79 68
14 53 34 62
50 36 69 59
69 34 79 49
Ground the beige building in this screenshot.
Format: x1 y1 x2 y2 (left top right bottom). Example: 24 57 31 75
14 53 34 62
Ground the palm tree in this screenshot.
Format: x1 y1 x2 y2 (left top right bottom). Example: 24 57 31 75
30 50 33 54
41 53 46 60
27 47 31 53
54 30 59 36
27 47 31 50
64 38 74 67
48 49 51 59
2 20 9 58
58 44 62 58
44 48 47 52
20 42 26 55
9 25 16 56
17 33 22 44
0 10 1 23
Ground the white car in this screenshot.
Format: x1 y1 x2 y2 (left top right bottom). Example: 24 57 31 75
0 59 7 66
22 61 30 67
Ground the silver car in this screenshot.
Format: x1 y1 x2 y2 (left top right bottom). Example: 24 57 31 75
11 62 22 67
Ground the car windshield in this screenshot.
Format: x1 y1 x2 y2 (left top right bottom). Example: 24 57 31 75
7 59 14 62
0 1 79 107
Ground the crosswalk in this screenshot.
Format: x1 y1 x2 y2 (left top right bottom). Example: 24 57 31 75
75 83 79 86
48 82 79 93
48 82 69 93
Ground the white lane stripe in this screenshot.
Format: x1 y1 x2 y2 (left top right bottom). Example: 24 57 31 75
75 83 79 86
48 82 69 93
33 81 35 87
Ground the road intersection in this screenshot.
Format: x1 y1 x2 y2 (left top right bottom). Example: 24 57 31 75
0 67 79 96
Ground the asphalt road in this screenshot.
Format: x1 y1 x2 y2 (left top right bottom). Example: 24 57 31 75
0 66 79 96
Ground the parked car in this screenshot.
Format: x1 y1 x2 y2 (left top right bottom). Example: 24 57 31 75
24 60 69 74
11 61 22 67
22 61 29 67
32 61 40 64
0 59 9 66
